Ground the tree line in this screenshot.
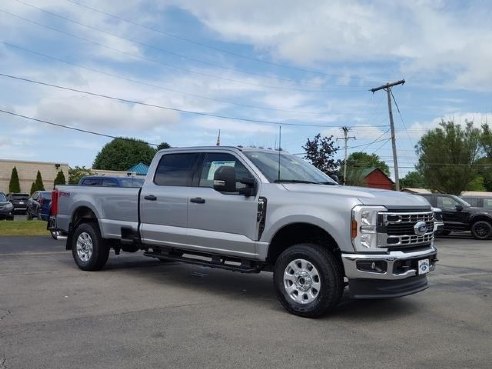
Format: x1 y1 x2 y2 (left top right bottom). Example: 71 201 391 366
303 120 492 194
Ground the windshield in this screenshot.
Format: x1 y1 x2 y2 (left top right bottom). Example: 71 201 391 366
243 150 337 184
11 194 29 199
0 193 6 201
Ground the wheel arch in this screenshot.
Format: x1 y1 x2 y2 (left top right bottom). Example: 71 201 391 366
267 222 343 270
66 206 99 250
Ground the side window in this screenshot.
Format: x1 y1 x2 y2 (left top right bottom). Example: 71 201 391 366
484 199 492 209
198 153 253 190
154 153 199 186
102 178 118 187
463 197 478 207
437 196 457 209
82 178 101 186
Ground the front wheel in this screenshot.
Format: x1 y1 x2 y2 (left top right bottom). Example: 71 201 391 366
471 221 492 240
71 222 109 271
273 243 344 318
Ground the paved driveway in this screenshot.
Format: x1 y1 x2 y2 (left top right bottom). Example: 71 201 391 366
0 236 491 369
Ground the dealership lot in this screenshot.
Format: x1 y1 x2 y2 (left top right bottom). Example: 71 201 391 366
0 235 491 369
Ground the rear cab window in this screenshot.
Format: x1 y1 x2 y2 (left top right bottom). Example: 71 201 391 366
154 153 200 186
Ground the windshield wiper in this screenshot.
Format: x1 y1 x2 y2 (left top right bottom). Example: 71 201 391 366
273 179 318 184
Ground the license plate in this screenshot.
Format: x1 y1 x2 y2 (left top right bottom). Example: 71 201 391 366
418 259 430 275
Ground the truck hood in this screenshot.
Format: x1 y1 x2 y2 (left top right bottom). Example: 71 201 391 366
281 184 431 209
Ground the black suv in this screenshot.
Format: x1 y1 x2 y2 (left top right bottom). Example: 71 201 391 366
418 193 492 240
6 193 30 214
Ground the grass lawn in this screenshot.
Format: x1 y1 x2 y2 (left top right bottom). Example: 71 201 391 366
0 220 50 236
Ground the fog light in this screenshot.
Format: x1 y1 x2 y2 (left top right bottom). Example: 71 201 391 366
356 260 387 273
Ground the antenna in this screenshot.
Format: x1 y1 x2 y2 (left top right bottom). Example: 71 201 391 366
277 126 282 182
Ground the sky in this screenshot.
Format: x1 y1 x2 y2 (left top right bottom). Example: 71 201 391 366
1 0 492 179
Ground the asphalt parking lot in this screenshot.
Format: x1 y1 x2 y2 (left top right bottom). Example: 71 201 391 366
0 234 491 369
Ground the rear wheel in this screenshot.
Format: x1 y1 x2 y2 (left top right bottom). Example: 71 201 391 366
273 243 344 318
71 222 109 271
471 221 492 240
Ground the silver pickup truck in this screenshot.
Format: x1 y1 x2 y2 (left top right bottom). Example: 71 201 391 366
51 146 438 317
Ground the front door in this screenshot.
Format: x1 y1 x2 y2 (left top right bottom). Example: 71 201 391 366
186 152 259 258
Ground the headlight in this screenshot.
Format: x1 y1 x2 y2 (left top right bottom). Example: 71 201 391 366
351 205 387 251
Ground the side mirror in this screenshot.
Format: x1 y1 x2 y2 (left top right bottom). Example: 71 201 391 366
213 166 236 192
329 174 340 184
455 205 463 212
238 177 257 197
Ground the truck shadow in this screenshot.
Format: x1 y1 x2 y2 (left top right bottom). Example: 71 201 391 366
100 254 422 320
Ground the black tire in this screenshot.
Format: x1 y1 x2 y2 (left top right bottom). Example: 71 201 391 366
273 243 344 318
26 211 33 220
471 221 492 240
71 222 110 271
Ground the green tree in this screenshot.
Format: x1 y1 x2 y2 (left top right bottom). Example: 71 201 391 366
416 120 482 194
30 182 36 195
344 152 390 176
303 133 340 175
31 170 45 194
157 142 171 150
68 166 93 184
93 138 156 171
53 170 66 188
475 157 492 191
9 167 21 193
400 170 427 189
481 123 492 158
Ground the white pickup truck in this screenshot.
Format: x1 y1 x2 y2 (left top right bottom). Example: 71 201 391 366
50 146 438 317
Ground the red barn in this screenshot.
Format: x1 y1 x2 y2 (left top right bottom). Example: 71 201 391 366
360 167 394 190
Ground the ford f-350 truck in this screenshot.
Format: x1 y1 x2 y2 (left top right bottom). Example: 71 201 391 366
50 146 438 317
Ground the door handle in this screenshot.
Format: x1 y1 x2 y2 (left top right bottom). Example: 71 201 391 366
144 195 157 201
190 197 206 204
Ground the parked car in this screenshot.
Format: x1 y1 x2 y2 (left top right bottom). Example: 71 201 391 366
418 193 492 240
27 191 52 221
0 192 14 220
78 176 145 187
6 192 30 214
460 194 492 210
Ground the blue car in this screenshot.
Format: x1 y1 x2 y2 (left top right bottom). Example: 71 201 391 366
27 191 52 221
78 175 145 187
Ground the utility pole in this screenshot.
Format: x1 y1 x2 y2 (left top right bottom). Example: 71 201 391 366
370 79 405 191
337 127 356 185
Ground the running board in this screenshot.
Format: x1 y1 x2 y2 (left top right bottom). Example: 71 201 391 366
144 251 263 273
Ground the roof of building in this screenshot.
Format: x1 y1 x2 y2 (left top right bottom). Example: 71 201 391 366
401 188 433 194
359 167 394 183
128 162 149 175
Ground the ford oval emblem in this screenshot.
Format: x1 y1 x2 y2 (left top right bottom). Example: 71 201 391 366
414 221 428 236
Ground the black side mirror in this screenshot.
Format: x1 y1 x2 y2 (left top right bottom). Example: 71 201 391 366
238 177 257 197
455 205 463 212
213 166 236 192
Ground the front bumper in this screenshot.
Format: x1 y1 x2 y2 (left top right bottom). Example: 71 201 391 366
342 247 438 298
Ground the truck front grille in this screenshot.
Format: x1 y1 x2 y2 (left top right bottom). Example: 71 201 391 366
378 211 435 249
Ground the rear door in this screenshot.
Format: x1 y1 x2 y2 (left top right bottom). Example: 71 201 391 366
186 152 259 258
139 152 201 247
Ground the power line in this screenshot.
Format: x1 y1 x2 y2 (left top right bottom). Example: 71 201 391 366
4 42 330 117
0 7 355 94
14 0 317 87
0 72 379 129
0 108 159 145
63 0 371 82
